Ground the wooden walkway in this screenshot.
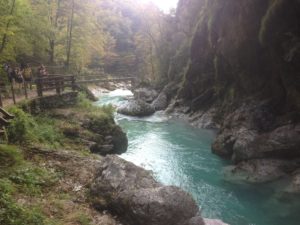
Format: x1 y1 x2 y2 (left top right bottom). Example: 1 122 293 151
2 89 57 107
1 74 135 107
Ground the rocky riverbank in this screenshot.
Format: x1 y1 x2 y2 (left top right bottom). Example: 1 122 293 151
112 81 300 196
1 90 229 225
128 0 300 195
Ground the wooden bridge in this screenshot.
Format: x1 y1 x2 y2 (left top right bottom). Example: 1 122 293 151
35 74 136 97
0 74 136 104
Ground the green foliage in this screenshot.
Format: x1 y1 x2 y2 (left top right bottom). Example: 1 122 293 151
0 144 23 170
0 145 56 225
6 106 63 146
33 116 63 146
0 144 58 225
75 214 91 225
76 93 115 135
77 92 114 115
6 106 36 143
0 0 174 83
76 92 95 109
0 144 58 196
9 166 58 195
0 178 48 225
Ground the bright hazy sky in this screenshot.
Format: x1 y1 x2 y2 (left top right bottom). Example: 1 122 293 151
139 0 178 12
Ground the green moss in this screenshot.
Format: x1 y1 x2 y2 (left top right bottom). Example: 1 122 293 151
259 0 284 45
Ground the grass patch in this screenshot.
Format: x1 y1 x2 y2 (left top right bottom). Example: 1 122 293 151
0 178 48 225
0 145 58 196
0 144 59 225
0 145 23 170
9 166 58 196
76 93 116 135
76 214 92 225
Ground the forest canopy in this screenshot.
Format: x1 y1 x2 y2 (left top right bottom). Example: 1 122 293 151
0 0 177 83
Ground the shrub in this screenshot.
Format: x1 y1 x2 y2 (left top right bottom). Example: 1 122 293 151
76 92 94 109
6 107 63 146
0 145 23 170
6 106 36 143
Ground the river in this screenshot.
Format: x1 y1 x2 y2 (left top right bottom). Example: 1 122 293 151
96 89 300 225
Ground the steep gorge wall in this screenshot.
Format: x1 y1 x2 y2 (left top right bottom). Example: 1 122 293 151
176 0 300 113
168 0 300 183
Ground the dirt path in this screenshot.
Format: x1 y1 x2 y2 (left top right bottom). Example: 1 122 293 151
2 87 59 107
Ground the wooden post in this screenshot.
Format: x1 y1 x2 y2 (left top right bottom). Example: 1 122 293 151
36 78 43 97
71 75 76 91
61 77 65 92
10 82 16 104
23 81 28 99
55 77 61 95
0 88 3 107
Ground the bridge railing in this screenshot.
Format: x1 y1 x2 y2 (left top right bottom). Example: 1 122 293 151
76 76 136 84
35 75 76 97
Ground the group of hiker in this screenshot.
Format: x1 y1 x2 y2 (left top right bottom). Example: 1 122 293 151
3 63 48 87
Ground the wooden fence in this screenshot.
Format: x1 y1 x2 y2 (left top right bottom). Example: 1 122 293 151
35 75 76 97
0 73 135 106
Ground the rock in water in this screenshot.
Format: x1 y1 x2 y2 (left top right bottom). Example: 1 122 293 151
117 100 155 117
111 126 128 154
152 92 168 111
89 127 128 156
134 87 158 103
91 155 201 225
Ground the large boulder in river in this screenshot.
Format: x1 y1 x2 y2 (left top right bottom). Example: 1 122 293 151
134 87 158 103
90 155 201 225
117 100 155 117
111 126 128 154
90 126 128 156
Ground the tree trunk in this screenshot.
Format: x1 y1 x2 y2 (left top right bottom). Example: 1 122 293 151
0 0 16 55
48 0 61 64
66 0 75 69
49 39 55 64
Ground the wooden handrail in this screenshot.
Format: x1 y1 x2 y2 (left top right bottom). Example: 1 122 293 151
35 74 135 97
36 75 76 97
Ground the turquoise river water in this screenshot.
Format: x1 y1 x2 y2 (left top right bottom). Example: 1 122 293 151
96 89 300 225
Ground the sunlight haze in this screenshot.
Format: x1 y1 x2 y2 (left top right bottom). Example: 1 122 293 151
139 0 178 12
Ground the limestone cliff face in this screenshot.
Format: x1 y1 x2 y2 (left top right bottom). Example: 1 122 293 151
167 0 300 183
176 0 299 113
